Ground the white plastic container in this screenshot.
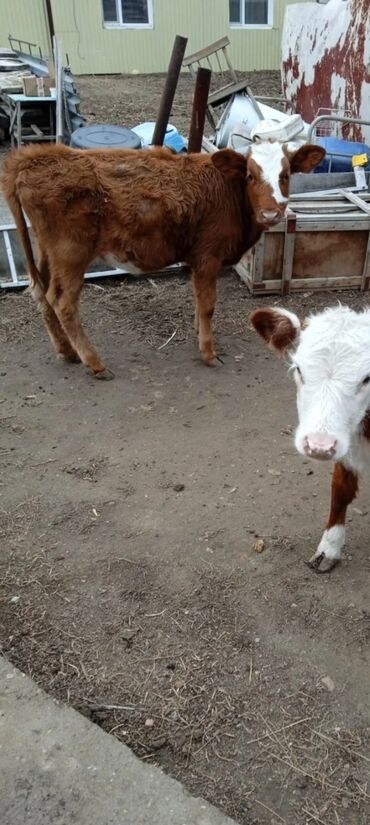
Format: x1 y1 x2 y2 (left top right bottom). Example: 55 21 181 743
131 121 178 147
216 94 310 148
250 114 305 142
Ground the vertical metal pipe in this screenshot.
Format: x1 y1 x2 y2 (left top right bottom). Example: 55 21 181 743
44 0 55 48
54 36 63 143
152 35 188 146
188 67 211 153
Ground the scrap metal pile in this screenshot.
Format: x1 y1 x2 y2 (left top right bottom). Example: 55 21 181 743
0 36 85 145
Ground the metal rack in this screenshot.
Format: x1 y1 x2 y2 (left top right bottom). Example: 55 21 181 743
308 113 370 173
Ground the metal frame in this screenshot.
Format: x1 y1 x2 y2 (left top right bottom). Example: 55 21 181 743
8 35 43 59
308 113 370 142
0 222 184 290
1 92 56 147
308 114 370 172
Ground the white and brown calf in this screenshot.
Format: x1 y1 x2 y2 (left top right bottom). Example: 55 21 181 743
251 305 370 572
2 141 323 379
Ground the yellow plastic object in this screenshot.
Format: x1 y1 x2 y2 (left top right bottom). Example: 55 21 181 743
352 153 369 167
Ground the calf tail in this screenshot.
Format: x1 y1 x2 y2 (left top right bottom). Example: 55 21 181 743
2 171 44 299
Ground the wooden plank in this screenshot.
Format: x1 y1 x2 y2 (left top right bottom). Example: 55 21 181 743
361 229 370 290
265 216 370 234
234 258 252 287
253 237 265 283
281 211 296 295
291 276 362 289
290 198 370 213
207 79 249 107
246 276 362 295
292 217 370 231
262 232 285 280
222 45 238 83
292 190 370 201
183 37 230 67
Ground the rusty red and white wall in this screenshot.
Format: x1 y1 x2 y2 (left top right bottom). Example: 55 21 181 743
281 0 370 143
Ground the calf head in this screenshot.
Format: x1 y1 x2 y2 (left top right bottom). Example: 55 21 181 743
251 306 370 463
246 142 325 226
212 142 324 228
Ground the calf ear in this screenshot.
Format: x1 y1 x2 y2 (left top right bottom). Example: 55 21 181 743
211 148 246 182
250 308 301 355
287 144 325 173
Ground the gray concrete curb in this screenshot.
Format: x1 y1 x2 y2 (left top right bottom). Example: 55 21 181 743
0 657 238 825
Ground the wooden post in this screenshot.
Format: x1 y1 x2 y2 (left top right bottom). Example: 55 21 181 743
152 35 188 146
188 67 211 153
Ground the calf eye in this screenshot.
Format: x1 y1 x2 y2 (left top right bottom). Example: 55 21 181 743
246 173 253 182
281 173 289 183
362 376 370 386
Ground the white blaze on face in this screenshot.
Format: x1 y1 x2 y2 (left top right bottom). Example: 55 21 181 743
292 306 370 462
249 143 289 207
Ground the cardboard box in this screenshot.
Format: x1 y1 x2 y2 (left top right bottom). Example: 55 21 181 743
22 76 38 96
22 75 53 97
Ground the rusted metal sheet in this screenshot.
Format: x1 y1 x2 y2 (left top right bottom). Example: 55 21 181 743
281 0 370 143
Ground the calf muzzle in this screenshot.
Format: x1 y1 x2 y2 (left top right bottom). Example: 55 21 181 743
258 208 286 226
303 433 338 461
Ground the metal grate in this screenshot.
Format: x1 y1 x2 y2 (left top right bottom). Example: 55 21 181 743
0 224 129 289
0 197 183 289
312 107 352 139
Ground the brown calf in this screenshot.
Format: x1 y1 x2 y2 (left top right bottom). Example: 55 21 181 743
2 141 324 379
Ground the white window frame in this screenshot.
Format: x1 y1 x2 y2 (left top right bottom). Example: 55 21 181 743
229 0 273 30
103 0 154 30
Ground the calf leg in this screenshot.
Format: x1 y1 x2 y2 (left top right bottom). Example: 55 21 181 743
33 252 80 362
46 263 113 379
41 301 81 362
307 462 358 573
192 263 219 364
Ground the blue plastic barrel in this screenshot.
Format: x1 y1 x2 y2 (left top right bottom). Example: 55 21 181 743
314 136 370 173
70 124 141 150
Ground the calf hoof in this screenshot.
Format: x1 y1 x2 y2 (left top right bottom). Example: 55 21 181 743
94 367 115 381
305 552 340 574
201 348 218 366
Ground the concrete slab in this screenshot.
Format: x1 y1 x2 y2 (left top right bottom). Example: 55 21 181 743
0 657 238 825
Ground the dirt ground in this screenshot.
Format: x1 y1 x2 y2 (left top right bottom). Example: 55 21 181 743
1 74 370 825
76 70 283 137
